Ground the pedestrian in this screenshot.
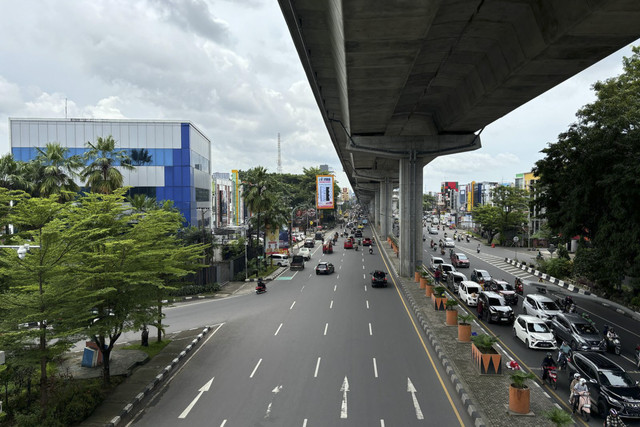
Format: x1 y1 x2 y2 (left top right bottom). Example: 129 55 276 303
477 243 480 253
434 269 441 285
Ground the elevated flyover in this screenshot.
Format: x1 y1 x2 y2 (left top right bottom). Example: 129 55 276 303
278 0 640 276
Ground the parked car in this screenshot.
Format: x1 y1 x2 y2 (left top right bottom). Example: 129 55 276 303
370 270 388 288
344 239 354 249
512 315 557 350
269 253 290 267
522 294 561 322
566 351 640 419
550 312 605 352
450 252 469 268
290 255 305 270
429 255 444 272
444 237 455 247
298 247 312 260
437 263 456 283
304 238 315 248
428 227 438 235
446 271 467 293
315 262 335 275
477 291 514 324
458 281 482 306
486 279 518 305
470 269 492 285
362 237 372 246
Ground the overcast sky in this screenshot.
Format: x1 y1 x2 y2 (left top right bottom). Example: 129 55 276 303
0 1 637 194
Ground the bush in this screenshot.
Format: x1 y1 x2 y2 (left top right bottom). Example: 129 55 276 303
169 283 221 297
545 258 572 279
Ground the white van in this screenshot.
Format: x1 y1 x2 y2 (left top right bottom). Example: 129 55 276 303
269 253 290 267
458 280 482 306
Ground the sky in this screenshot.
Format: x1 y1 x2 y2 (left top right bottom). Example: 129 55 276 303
0 0 638 194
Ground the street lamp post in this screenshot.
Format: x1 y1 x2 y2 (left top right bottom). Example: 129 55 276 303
244 239 248 281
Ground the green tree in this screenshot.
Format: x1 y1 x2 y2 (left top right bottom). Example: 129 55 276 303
533 46 640 290
0 153 29 192
127 193 157 212
81 135 134 194
472 187 528 245
423 193 436 213
28 143 83 201
472 204 502 244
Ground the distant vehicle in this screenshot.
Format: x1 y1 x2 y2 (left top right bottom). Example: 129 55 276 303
512 315 557 350
354 230 363 237
477 291 514 324
446 271 467 293
522 294 561 322
269 253 290 267
428 227 438 235
344 239 354 249
444 238 455 247
470 269 492 284
314 232 324 240
486 279 518 305
429 255 444 272
432 218 439 225
304 238 315 248
290 255 305 270
450 252 469 268
362 238 372 246
370 270 388 288
315 262 335 275
298 247 312 260
458 281 481 306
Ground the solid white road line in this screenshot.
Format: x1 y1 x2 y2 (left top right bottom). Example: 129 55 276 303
274 323 283 336
250 359 262 378
314 357 321 377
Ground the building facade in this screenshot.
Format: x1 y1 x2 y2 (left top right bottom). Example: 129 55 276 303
9 118 211 227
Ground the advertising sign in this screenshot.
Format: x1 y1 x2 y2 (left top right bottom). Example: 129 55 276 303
316 175 334 209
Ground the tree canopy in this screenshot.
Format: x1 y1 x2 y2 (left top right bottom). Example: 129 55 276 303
533 46 640 289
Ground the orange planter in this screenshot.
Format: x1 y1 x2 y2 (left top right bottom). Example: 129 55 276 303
471 343 502 375
458 324 471 342
419 277 428 289
433 296 447 311
509 385 531 414
414 271 421 282
425 285 434 297
446 309 458 325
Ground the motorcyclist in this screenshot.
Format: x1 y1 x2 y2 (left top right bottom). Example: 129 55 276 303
369 246 373 254
569 373 581 412
605 408 626 427
563 295 574 312
573 378 588 404
541 352 555 381
607 327 617 341
557 341 571 368
256 278 266 292
477 244 480 253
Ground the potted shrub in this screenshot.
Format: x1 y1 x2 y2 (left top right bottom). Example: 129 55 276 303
445 299 458 325
470 333 501 374
509 370 536 414
419 270 430 289
458 313 474 342
543 407 573 426
424 275 435 297
432 286 447 310
414 268 422 283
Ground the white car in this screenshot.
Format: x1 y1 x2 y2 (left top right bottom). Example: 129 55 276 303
513 315 557 350
298 247 312 260
458 281 482 306
428 227 438 235
522 294 561 321
444 237 455 247
429 255 444 271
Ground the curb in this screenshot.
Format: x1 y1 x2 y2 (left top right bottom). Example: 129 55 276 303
106 326 212 427
373 228 486 427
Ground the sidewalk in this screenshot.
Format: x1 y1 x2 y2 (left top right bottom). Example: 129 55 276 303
374 231 561 427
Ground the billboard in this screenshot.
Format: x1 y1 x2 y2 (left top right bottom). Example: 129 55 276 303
316 175 335 209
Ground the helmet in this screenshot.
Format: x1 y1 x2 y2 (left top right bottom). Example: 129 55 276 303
573 373 580 379
610 408 618 416
580 378 586 384
546 352 552 357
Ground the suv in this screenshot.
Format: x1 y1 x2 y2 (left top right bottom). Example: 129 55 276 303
304 238 315 248
450 252 469 268
470 269 492 285
290 255 305 270
567 352 640 419
429 255 444 272
550 312 605 352
522 294 561 321
477 291 514 324
437 263 456 283
298 247 312 260
486 279 518 305
447 271 467 293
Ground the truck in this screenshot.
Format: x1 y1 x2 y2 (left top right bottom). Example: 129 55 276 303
290 255 305 270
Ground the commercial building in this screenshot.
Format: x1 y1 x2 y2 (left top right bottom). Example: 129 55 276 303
9 118 211 227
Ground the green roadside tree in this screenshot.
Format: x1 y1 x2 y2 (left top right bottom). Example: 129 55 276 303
81 135 135 194
533 46 640 291
28 143 84 202
471 204 502 244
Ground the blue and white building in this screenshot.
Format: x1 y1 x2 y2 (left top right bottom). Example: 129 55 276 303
9 118 212 227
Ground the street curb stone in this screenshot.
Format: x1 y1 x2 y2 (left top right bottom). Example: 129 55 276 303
105 326 211 427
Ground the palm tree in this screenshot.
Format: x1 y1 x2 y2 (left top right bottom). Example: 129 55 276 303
127 194 157 212
81 135 134 194
29 143 83 201
0 153 29 191
244 167 272 261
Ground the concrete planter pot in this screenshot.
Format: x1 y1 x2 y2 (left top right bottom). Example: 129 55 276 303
446 309 458 325
414 271 421 283
419 276 428 289
509 385 531 414
424 284 434 297
471 343 502 375
458 324 471 342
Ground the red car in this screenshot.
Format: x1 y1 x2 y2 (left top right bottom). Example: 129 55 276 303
450 252 470 268
362 238 372 246
344 239 354 249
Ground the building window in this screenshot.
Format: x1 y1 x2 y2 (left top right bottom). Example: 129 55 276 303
195 187 210 202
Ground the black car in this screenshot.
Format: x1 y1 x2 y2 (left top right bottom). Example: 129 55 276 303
354 230 363 238
370 270 387 288
567 352 640 419
315 262 335 275
477 291 514 324
550 312 605 352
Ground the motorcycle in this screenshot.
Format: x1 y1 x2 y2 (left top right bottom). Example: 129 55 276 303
605 333 622 355
369 247 373 255
635 345 640 368
255 282 267 294
542 366 558 390
466 236 470 243
355 245 359 251
557 350 571 371
515 278 523 296
576 390 591 421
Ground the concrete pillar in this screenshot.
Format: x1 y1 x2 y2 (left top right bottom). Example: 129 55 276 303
399 152 424 277
379 178 390 239
374 191 380 230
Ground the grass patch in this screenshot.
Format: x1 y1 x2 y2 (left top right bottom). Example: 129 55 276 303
122 340 170 359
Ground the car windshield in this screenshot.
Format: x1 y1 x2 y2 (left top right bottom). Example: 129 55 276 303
457 254 468 260
488 298 502 306
501 283 515 291
540 301 559 310
527 322 550 333
599 370 636 387
574 323 597 335
442 265 453 272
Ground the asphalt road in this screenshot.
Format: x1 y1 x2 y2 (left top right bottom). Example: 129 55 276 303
425 226 640 426
128 228 473 426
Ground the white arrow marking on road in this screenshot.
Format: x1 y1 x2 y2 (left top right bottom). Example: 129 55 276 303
407 377 424 420
178 377 214 419
340 376 349 419
264 384 283 419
